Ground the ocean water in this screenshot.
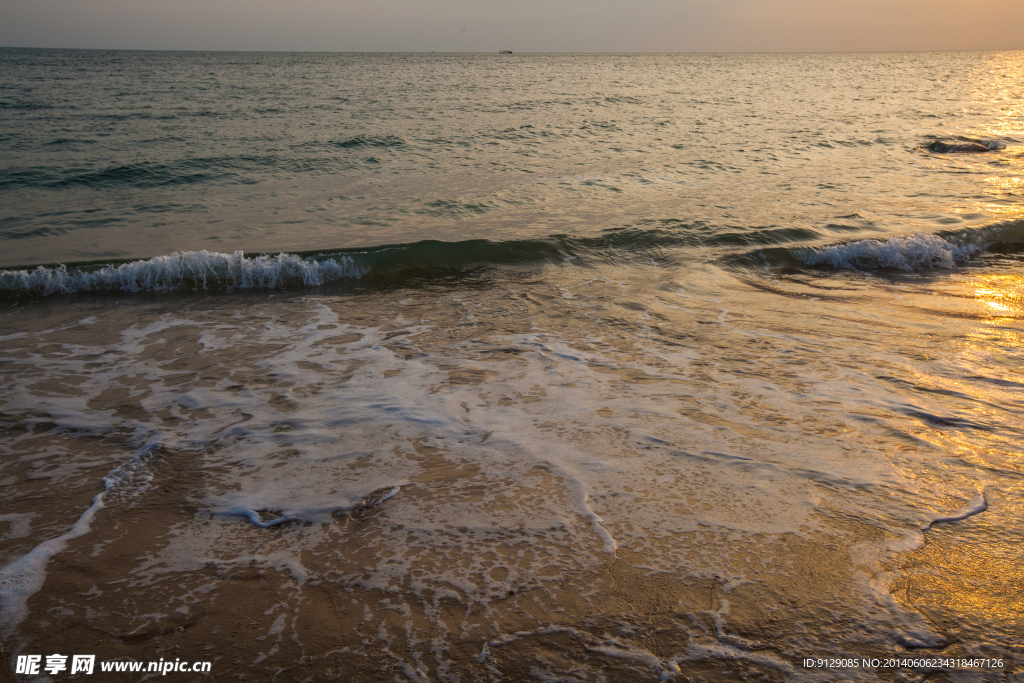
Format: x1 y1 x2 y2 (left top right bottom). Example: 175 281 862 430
1 49 1022 681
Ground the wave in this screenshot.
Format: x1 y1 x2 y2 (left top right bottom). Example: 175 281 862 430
797 233 979 270
0 230 684 298
740 220 1024 273
328 134 405 148
0 100 52 111
5 220 1024 298
0 155 365 191
0 161 237 190
45 138 98 146
0 251 365 297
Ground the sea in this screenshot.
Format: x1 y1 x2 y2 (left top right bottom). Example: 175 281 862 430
0 49 1022 681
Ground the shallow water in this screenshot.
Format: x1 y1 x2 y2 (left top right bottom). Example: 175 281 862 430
1 49 1023 681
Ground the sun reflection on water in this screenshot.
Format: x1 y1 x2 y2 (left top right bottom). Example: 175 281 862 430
970 52 1024 139
972 273 1024 330
893 267 1024 635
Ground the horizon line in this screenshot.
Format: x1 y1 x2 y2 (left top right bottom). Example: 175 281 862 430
2 45 1023 56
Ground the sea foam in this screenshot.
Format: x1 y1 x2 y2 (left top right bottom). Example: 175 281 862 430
0 250 365 297
795 233 979 271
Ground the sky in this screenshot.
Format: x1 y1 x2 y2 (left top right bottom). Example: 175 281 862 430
1 0 1023 53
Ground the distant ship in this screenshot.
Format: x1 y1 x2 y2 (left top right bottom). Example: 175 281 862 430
498 50 513 54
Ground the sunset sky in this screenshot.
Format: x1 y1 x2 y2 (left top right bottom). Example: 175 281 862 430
1 0 1022 52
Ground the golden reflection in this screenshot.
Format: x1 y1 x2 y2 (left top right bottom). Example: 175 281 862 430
974 203 1024 217
896 272 1024 474
985 177 1024 192
971 53 1024 139
973 273 1024 320
897 525 1024 625
892 272 1024 629
967 54 1024 218
977 177 1024 218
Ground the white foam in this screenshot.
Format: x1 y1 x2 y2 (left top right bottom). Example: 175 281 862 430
0 439 159 635
0 292 1006 667
0 513 35 540
675 641 796 675
214 484 405 529
797 233 978 271
0 250 365 296
923 492 988 530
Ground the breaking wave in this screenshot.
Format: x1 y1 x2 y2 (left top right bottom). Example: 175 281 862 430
795 233 980 271
0 250 365 297
739 220 1024 273
5 220 1024 298
0 230 685 298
